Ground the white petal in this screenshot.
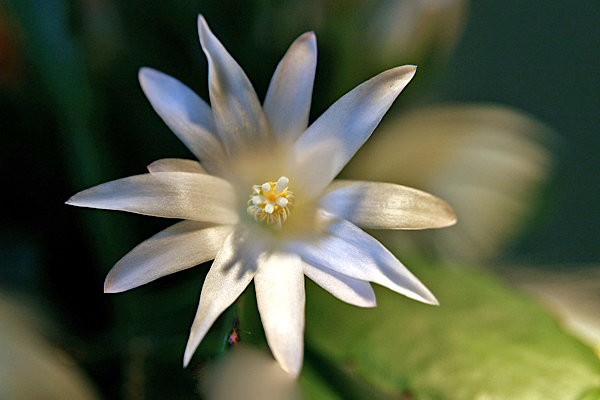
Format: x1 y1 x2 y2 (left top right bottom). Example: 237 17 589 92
147 158 206 174
320 180 457 230
254 252 305 377
104 221 232 293
138 67 226 174
264 32 317 144
286 138 340 200
183 229 257 367
290 213 438 305
303 262 376 308
291 65 417 195
198 15 271 157
66 172 238 225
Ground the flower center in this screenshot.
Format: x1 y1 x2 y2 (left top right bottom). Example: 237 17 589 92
247 176 294 228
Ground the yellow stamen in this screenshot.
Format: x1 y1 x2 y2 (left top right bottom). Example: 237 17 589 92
247 176 293 228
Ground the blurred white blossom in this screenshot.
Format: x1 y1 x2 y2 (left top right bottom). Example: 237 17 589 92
67 16 456 376
345 104 554 262
201 345 300 400
497 265 600 358
256 0 469 84
0 296 101 400
368 0 469 65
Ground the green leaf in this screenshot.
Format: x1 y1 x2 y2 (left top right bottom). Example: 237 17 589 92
578 388 600 400
300 360 344 400
304 258 600 399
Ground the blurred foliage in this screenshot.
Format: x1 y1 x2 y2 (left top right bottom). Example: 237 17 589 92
1 0 599 398
304 256 600 400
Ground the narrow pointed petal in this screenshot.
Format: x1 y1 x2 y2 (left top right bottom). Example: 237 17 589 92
320 180 457 230
303 262 376 308
291 66 417 195
104 221 232 293
198 15 271 156
264 32 317 144
147 158 206 174
183 230 257 367
139 67 226 174
66 172 238 225
254 252 305 376
290 213 438 305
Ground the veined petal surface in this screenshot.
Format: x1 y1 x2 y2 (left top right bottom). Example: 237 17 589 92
147 158 206 174
290 213 438 305
184 229 257 367
66 172 238 224
291 65 416 195
254 252 305 377
264 32 317 145
320 180 457 230
198 15 271 157
139 67 226 175
303 262 376 308
104 221 232 293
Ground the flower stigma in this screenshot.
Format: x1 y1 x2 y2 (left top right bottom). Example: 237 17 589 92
247 176 294 228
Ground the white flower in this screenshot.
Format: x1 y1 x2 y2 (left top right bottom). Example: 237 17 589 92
67 15 456 377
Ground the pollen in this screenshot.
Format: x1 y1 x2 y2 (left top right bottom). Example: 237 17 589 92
247 176 294 228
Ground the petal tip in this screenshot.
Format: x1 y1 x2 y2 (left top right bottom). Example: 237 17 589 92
197 14 211 42
447 216 458 228
439 200 458 228
104 272 128 293
402 277 439 306
388 65 417 87
391 279 439 306
103 280 120 294
280 359 302 378
298 31 317 44
183 327 205 369
197 15 218 57
422 291 439 306
354 299 377 308
410 278 438 305
65 194 84 207
138 67 159 95
183 342 195 368
365 298 377 308
138 66 155 83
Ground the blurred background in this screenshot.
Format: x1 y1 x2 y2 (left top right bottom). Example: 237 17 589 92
1 0 599 398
